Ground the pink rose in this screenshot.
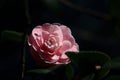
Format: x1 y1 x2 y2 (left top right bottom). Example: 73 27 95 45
28 23 79 67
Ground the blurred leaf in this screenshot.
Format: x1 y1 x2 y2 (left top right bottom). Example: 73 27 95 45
115 24 120 40
27 69 52 74
110 0 120 18
65 64 74 80
103 57 120 70
67 51 111 65
27 65 60 75
0 30 27 42
112 57 120 61
42 0 61 13
107 75 120 80
66 52 80 62
67 51 111 79
82 73 95 80
44 0 58 7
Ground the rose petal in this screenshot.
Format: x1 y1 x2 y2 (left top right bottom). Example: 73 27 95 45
55 53 70 64
32 26 42 39
28 35 39 51
42 23 51 31
42 55 59 64
52 25 63 45
51 55 59 60
57 40 72 56
42 23 61 33
42 23 57 33
42 23 63 45
30 47 54 67
55 58 70 64
67 43 79 52
39 50 54 61
60 53 68 59
60 25 75 44
60 25 79 52
28 23 79 67
52 23 61 26
42 31 49 40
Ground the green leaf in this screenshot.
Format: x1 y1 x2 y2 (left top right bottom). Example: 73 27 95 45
107 75 120 80
42 0 61 13
1 30 23 42
27 69 52 74
112 57 120 61
67 51 111 79
65 64 74 80
110 0 120 19
27 65 60 75
67 51 111 65
103 57 120 70
82 73 95 80
66 52 80 62
115 22 120 40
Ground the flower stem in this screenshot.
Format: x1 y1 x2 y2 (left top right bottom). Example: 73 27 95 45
19 0 31 80
24 0 31 25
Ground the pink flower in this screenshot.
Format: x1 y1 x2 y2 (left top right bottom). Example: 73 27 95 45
28 23 79 67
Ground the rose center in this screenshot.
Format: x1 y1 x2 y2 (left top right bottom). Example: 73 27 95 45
44 36 58 49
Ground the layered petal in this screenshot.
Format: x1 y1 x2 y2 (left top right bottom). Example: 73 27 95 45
28 23 79 67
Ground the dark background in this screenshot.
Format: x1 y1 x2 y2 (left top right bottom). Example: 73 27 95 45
0 0 120 80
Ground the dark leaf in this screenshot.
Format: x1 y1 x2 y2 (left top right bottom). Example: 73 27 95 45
65 64 74 80
1 30 23 42
42 0 61 13
27 65 60 75
110 0 120 18
67 51 111 79
103 57 120 70
27 69 52 74
115 23 120 40
107 75 120 80
82 73 95 80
